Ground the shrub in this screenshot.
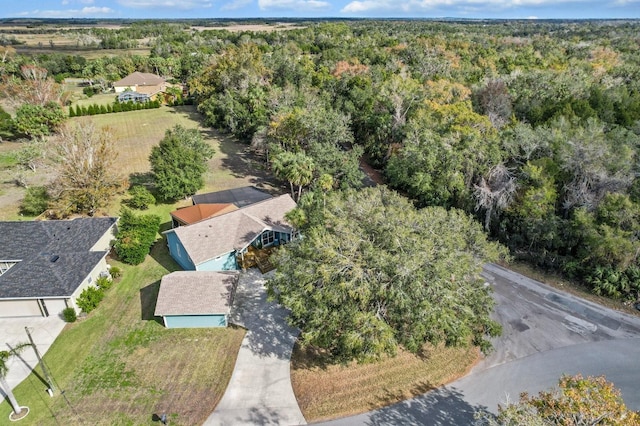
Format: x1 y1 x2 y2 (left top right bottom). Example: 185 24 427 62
109 265 122 280
114 207 160 265
128 186 156 209
62 307 77 322
20 186 50 216
76 286 104 313
83 86 95 97
96 275 113 291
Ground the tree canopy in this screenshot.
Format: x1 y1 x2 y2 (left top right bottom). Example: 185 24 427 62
478 375 640 426
149 124 214 201
268 187 507 362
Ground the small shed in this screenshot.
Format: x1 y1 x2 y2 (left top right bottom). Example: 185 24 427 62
154 271 238 328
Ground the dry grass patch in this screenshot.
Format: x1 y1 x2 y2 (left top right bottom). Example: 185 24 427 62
291 343 480 422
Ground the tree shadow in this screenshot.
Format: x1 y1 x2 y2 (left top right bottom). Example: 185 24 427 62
148 233 181 273
362 385 491 426
128 171 155 187
140 280 163 325
229 269 298 360
216 132 282 193
3 343 49 391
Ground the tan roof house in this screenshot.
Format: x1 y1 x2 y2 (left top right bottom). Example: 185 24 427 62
154 271 238 328
163 194 297 272
113 71 168 99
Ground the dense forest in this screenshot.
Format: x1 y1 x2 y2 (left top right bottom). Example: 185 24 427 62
2 19 640 302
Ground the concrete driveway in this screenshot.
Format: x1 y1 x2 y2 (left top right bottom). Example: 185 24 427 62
0 315 66 399
204 269 306 426
317 264 640 425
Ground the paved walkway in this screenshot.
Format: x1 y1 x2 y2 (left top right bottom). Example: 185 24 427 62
204 269 306 426
0 315 66 398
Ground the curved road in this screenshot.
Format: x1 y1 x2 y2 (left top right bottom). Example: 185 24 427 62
317 263 640 425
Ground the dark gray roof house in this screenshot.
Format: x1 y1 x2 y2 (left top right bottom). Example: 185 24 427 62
0 217 117 318
191 186 272 208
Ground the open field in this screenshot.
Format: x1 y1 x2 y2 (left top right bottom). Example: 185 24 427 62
0 104 281 220
191 23 304 32
291 344 479 422
14 46 152 59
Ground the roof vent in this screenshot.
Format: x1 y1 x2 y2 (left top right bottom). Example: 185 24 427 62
50 255 60 263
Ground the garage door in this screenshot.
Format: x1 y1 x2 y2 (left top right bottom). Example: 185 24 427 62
0 300 42 317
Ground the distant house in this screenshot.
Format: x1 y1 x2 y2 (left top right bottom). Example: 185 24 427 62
164 194 297 272
169 203 238 228
0 218 117 318
154 271 238 328
113 71 168 101
117 91 150 103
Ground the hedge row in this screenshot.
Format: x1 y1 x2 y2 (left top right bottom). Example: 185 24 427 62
69 100 161 117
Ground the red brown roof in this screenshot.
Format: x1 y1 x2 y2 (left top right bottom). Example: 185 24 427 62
170 203 238 226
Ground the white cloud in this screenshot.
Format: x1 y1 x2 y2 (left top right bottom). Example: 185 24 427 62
258 0 331 10
61 0 95 4
341 0 586 14
221 0 253 10
18 6 114 18
117 0 213 9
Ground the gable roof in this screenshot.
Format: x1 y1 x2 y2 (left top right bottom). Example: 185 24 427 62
166 194 296 266
154 271 238 316
113 72 165 88
170 203 238 226
0 217 117 299
192 186 272 208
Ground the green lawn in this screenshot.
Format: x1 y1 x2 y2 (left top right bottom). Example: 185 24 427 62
0 242 246 425
0 106 278 424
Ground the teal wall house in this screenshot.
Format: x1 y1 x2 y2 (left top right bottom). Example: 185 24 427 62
154 271 238 328
163 194 297 272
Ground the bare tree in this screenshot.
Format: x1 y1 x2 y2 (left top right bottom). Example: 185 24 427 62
474 164 518 231
49 120 125 217
1 65 64 108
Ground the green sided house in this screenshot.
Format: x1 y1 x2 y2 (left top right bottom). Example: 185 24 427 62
0 217 117 318
164 194 297 272
154 271 238 328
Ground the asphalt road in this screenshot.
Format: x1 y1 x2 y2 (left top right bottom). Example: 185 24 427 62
316 263 640 425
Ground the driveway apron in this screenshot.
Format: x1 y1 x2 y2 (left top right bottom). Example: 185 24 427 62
0 315 66 397
204 269 306 426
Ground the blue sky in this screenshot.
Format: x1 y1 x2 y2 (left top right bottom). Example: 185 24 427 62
2 0 639 19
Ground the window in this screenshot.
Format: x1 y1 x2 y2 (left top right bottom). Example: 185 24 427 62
261 231 275 247
0 261 19 276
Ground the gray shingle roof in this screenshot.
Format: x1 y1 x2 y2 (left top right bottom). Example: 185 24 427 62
165 194 296 266
192 186 272 208
0 217 117 299
154 271 238 316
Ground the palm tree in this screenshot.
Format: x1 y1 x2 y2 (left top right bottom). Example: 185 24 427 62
0 344 30 417
272 151 315 202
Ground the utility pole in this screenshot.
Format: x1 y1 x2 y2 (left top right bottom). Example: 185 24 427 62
24 326 55 396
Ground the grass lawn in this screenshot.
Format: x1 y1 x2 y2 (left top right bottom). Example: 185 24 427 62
0 105 278 424
291 344 479 422
0 243 246 425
